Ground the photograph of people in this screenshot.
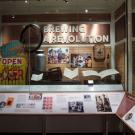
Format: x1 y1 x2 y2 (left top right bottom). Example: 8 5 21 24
102 94 112 112
95 95 104 112
48 48 69 64
95 94 112 112
85 56 92 68
71 54 92 68
68 101 84 113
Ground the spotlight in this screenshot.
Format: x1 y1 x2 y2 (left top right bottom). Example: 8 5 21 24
85 9 88 13
25 0 28 4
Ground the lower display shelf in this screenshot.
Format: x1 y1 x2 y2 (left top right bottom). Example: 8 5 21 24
0 91 135 134
0 92 124 114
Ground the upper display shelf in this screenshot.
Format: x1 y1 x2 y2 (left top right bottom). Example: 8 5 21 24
0 0 127 92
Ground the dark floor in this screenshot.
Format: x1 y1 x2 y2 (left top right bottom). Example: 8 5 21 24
0 133 126 135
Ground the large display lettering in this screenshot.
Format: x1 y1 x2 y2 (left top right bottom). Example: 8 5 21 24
43 24 110 44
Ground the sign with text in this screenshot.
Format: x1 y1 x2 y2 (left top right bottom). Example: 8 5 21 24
0 58 27 85
43 24 110 44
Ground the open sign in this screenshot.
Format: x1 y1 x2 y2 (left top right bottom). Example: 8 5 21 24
0 58 22 65
0 58 27 85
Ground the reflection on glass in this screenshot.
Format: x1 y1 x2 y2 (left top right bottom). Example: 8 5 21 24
0 0 127 91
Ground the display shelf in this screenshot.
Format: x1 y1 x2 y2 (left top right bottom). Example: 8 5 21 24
0 84 123 92
1 91 135 134
0 92 124 114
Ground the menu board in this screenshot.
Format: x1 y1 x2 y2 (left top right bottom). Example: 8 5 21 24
0 57 27 85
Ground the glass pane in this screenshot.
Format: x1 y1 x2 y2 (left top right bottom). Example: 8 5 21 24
132 0 135 95
115 2 126 89
0 0 126 92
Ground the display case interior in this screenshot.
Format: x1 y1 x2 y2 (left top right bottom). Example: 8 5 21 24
0 0 131 93
1 0 135 135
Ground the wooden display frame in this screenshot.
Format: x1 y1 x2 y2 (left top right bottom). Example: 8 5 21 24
93 44 105 61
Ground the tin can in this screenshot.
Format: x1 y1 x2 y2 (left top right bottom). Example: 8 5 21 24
33 50 45 72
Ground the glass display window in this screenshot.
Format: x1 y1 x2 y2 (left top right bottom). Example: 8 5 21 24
0 0 128 92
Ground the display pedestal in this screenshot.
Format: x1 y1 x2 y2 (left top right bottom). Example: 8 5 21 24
0 91 135 134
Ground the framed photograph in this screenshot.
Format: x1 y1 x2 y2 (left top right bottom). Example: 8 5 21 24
48 48 69 64
71 53 92 68
93 44 105 61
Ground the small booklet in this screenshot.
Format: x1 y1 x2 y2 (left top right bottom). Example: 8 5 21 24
64 68 78 79
82 69 119 79
31 73 43 81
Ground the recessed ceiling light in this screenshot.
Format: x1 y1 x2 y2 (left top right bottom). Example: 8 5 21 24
25 0 28 4
85 9 88 13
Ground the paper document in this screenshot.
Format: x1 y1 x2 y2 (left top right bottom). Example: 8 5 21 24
64 68 78 79
123 105 135 131
31 73 43 81
99 69 119 79
82 70 99 77
82 69 119 79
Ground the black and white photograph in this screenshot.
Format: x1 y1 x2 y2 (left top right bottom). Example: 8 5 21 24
0 95 7 109
71 54 92 68
125 113 133 121
95 94 112 112
0 101 6 109
48 48 70 64
68 101 84 113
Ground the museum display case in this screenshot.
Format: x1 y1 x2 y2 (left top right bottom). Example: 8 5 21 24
0 0 135 135
0 0 127 92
